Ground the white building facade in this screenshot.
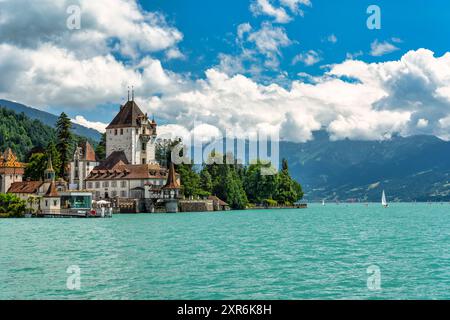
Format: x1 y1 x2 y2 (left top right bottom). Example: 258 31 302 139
80 97 181 211
69 141 99 190
105 100 158 165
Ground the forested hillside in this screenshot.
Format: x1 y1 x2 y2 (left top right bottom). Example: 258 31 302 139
0 107 95 162
0 99 101 142
0 107 56 161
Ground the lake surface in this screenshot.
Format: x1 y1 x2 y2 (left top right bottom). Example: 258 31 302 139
1 203 449 300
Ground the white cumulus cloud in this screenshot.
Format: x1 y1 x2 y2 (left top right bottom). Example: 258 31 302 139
72 116 108 133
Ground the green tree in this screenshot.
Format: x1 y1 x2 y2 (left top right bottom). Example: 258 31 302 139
95 133 107 161
274 159 303 205
0 193 27 218
199 169 213 194
56 112 73 178
156 138 182 168
244 161 279 204
46 141 61 176
177 163 201 198
203 154 248 209
223 167 248 209
24 153 47 181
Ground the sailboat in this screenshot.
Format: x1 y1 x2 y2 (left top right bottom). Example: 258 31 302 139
322 200 325 206
381 190 388 208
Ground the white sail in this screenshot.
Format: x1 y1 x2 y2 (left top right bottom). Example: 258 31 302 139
322 200 325 206
382 190 388 207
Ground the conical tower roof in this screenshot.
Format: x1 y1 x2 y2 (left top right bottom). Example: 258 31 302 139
163 162 180 190
45 155 54 172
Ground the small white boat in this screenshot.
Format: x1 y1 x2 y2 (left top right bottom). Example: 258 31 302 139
382 190 388 208
322 200 325 206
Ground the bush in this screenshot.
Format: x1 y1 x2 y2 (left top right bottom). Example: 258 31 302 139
0 193 27 218
263 199 278 207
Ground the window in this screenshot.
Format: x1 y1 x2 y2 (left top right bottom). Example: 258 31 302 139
87 182 93 189
115 129 118 135
121 181 127 188
53 200 57 206
136 128 139 134
61 195 92 209
95 182 100 188
120 129 124 135
45 200 48 207
103 181 109 188
120 191 127 198
142 158 146 164
142 142 147 151
112 191 117 198
95 191 101 198
111 181 117 188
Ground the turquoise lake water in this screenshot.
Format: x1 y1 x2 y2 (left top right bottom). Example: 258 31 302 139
1 203 449 300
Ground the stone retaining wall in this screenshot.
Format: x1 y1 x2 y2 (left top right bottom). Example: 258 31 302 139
179 200 214 212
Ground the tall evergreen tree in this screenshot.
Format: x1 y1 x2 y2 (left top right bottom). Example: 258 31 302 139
177 163 202 198
275 159 303 205
46 141 61 177
95 133 107 161
55 112 73 179
223 168 248 209
199 169 213 194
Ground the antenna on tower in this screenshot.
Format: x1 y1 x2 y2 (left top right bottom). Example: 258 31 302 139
127 86 130 101
132 86 135 101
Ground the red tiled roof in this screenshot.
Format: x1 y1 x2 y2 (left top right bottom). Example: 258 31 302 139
44 181 59 198
87 163 168 181
8 181 43 194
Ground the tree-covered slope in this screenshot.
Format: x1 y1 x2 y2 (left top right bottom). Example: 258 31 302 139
0 99 101 142
0 107 56 161
0 107 96 162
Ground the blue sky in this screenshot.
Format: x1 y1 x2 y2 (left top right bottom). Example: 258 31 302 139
138 0 448 78
1 0 450 142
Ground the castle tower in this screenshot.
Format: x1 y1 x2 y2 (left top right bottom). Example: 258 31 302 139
69 141 99 190
105 93 157 165
0 149 25 193
162 162 181 213
44 156 56 182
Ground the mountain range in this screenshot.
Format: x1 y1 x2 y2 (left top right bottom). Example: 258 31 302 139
284 131 450 202
1 99 450 202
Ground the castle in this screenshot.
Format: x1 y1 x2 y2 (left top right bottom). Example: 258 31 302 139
1 95 181 215
69 95 181 213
